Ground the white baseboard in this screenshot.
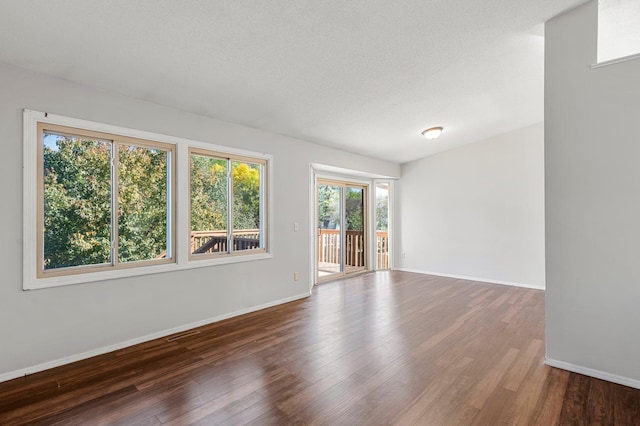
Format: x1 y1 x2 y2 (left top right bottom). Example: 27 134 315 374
0 292 310 384
545 357 640 390
395 268 544 290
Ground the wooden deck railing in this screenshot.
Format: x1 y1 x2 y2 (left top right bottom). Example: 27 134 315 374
376 230 390 269
318 229 389 269
191 229 260 254
169 228 389 268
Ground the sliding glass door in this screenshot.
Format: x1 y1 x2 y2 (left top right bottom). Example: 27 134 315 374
317 180 367 281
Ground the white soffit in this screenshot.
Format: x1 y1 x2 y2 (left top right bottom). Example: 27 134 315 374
0 0 587 163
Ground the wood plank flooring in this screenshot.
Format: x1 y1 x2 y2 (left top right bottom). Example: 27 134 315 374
1 271 639 425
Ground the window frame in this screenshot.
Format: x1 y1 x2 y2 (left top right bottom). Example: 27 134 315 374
37 122 177 278
23 110 273 290
188 148 268 260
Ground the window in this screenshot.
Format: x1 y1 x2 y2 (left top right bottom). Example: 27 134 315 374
24 110 272 289
598 0 640 63
38 123 175 277
189 149 266 257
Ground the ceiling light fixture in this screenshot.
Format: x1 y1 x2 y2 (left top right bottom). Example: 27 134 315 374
421 126 443 140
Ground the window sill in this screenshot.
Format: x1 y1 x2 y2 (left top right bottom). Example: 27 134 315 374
24 252 273 290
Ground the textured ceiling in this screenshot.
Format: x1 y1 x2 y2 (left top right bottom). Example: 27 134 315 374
0 0 586 163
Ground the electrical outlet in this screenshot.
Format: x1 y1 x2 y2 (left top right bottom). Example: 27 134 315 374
403 252 406 259
293 272 299 281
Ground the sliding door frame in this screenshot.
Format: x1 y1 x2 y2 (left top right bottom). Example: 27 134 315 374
315 177 369 283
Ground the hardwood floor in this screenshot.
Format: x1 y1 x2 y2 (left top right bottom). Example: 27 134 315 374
1 271 639 425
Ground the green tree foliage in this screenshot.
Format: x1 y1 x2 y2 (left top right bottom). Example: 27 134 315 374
190 155 228 232
43 135 169 269
189 156 261 232
345 188 364 231
232 161 261 230
318 184 340 229
317 185 364 231
117 145 168 262
44 140 264 270
376 193 388 231
43 136 112 269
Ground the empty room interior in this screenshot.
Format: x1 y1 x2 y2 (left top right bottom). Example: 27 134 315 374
1 0 640 424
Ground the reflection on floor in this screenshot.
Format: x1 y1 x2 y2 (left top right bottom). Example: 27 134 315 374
318 262 365 278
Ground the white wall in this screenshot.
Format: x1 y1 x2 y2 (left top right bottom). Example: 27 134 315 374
545 1 640 387
0 63 400 381
398 123 545 288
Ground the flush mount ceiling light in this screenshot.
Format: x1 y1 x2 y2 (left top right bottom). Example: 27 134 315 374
421 126 444 140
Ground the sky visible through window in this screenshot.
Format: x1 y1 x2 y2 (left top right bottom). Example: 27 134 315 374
43 133 59 150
